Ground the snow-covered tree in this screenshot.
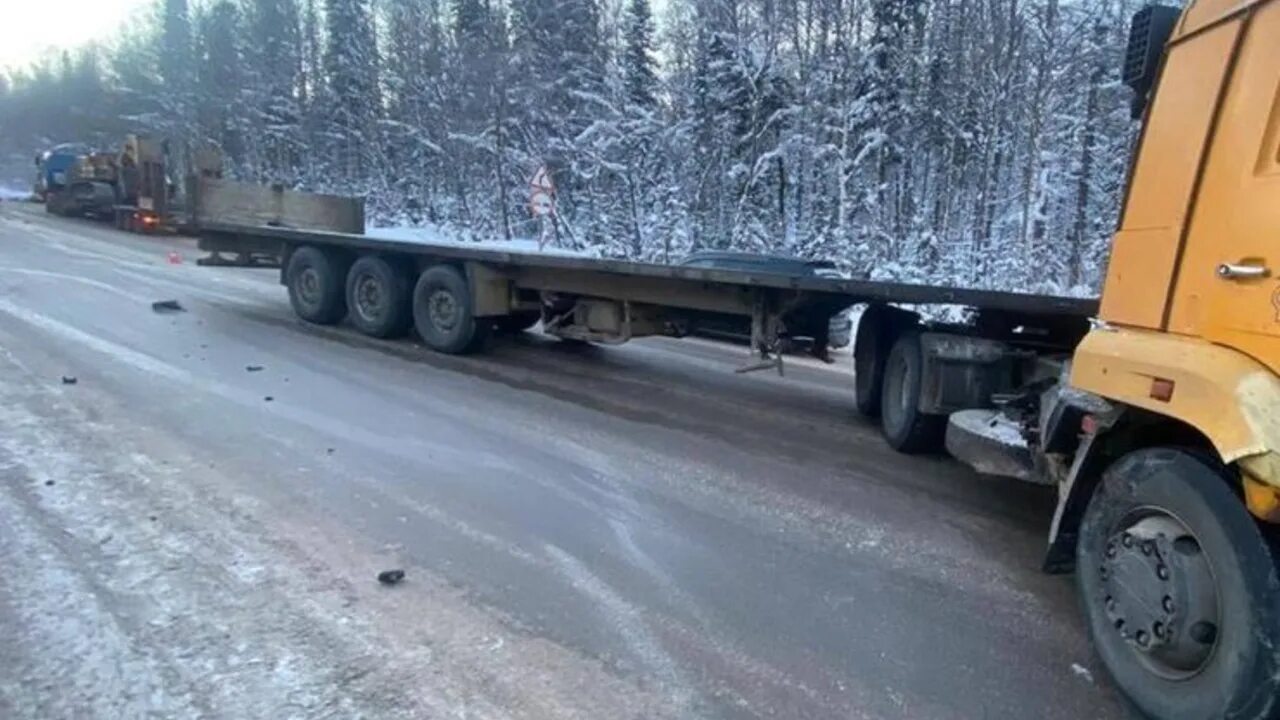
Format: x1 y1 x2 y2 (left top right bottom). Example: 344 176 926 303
0 0 1164 296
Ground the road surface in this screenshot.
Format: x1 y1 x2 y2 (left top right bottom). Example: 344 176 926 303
0 201 1132 719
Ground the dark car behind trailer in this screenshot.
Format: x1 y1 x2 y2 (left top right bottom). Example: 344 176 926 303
677 250 856 355
197 215 1096 457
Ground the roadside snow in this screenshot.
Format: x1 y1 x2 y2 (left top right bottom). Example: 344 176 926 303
366 224 597 259
0 185 31 201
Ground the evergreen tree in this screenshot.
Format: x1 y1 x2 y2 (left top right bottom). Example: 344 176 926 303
0 0 1157 296
193 0 244 164
323 0 380 183
246 0 305 181
623 0 658 110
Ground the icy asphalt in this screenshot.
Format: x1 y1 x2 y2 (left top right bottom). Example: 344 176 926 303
0 201 1133 720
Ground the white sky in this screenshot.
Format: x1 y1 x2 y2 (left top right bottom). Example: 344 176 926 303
0 0 152 73
1 0 673 74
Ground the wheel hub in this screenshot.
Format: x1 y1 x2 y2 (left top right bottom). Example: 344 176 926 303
1100 514 1220 679
428 289 458 330
354 274 382 321
298 268 321 304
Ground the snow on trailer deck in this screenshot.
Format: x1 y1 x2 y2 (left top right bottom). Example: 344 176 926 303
197 221 1100 319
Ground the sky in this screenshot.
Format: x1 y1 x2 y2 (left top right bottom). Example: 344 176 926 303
0 0 151 73
1 0 673 74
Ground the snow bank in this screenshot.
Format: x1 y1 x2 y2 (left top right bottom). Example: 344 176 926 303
0 185 31 201
366 225 597 259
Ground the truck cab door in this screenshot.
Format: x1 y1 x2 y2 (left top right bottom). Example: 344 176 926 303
1170 2 1280 372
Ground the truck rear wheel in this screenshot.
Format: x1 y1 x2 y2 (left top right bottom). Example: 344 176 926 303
879 331 945 453
854 308 889 417
1077 448 1280 720
413 264 489 354
286 246 348 325
346 256 412 338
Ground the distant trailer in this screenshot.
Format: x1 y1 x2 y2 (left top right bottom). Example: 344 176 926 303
194 180 1097 457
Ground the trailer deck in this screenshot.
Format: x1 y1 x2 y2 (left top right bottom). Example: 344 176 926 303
197 222 1099 319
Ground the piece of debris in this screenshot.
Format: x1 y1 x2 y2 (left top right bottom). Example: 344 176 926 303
149 515 158 522
377 569 406 586
167 251 183 265
263 396 274 402
245 365 264 373
326 448 335 455
44 480 54 487
1070 663 1094 683
152 299 185 314
61 375 77 385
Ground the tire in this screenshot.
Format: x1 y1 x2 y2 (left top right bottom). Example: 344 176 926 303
879 330 945 453
494 311 541 335
285 245 348 325
413 264 490 355
854 306 891 417
1077 448 1280 720
345 255 412 338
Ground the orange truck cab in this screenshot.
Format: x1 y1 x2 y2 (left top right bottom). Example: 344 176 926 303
970 2 1280 717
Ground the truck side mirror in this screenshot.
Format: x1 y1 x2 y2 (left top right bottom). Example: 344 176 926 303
1123 5 1181 120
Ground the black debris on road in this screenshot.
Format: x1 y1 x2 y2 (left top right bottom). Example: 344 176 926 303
377 569 406 586
152 300 185 314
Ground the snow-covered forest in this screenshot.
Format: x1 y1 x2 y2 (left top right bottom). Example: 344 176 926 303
0 0 1158 293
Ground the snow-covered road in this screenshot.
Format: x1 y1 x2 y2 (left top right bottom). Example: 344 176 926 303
0 203 1127 719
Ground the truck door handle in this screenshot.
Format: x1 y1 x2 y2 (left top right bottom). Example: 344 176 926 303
1217 263 1271 280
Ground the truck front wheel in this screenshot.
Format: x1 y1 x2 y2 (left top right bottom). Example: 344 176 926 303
286 246 348 325
413 264 489 354
1077 448 1280 720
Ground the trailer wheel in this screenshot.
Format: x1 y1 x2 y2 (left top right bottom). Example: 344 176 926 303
1077 449 1280 720
854 307 891 417
345 256 412 338
286 245 348 325
879 330 945 453
413 264 489 354
494 311 541 335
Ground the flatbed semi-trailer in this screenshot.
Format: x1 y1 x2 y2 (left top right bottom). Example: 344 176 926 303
196 216 1097 456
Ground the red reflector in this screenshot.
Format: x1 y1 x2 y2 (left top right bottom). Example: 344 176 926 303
1082 415 1099 435
1150 378 1175 402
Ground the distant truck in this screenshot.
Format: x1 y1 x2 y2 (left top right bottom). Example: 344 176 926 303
115 138 222 234
38 144 118 218
113 134 170 232
34 144 86 204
